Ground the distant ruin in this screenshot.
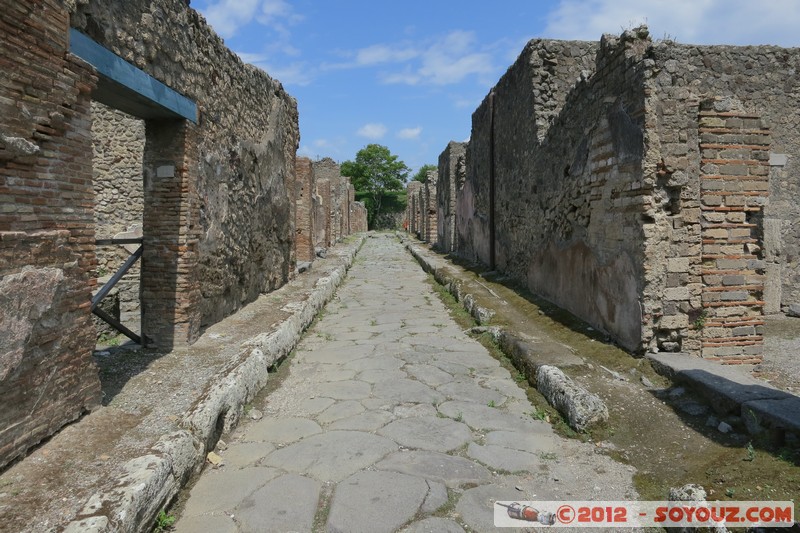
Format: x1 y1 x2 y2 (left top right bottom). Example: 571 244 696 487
418 27 800 363
0 0 363 470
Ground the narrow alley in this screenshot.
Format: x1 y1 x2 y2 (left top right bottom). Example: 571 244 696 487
172 235 637 533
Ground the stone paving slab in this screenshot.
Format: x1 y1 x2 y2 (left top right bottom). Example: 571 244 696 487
173 234 637 532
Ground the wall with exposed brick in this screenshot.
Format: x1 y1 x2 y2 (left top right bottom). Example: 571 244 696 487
71 0 300 339
421 170 438 244
0 0 102 469
437 141 466 253
406 181 422 237
454 27 800 360
91 101 144 337
294 157 315 263
350 200 368 233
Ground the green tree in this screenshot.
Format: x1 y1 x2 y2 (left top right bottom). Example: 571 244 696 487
341 144 409 227
412 164 437 183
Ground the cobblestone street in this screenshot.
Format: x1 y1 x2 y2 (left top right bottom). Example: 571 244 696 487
173 235 637 533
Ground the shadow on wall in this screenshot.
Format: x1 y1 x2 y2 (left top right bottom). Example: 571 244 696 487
527 240 643 352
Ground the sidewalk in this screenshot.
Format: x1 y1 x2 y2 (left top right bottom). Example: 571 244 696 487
172 234 637 533
0 237 363 533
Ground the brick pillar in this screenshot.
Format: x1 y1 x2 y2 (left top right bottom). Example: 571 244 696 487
698 101 770 363
294 157 314 262
141 119 201 349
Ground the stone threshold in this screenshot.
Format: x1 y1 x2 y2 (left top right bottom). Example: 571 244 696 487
647 351 800 444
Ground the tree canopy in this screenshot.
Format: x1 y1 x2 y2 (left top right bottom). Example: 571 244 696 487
341 144 409 227
412 164 437 183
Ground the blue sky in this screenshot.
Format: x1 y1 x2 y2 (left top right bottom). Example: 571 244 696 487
192 0 800 174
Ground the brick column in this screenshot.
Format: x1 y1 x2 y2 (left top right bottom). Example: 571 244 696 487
698 101 770 363
141 119 201 349
294 157 314 262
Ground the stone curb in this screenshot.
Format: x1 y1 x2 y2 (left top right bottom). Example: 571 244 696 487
63 235 366 533
402 237 608 431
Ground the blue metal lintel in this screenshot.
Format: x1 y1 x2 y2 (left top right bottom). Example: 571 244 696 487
69 29 198 123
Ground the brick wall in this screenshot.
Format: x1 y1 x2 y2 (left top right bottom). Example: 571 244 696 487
698 101 770 362
0 0 102 469
294 157 315 263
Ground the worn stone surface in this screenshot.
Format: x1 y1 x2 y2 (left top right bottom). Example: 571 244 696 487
441 26 800 360
173 235 637 532
536 365 609 431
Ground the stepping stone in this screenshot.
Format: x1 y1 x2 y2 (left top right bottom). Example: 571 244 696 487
263 430 397 482
378 416 472 452
375 450 491 488
402 517 465 533
327 471 429 533
467 443 539 473
437 381 507 406
181 467 281 516
235 474 320 533
241 417 321 444
317 400 365 424
372 379 445 404
315 380 372 400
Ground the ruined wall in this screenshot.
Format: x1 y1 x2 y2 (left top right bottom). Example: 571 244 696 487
406 181 422 237
422 170 438 244
71 0 300 336
0 1 102 469
91 101 144 336
313 158 347 246
645 43 800 318
459 27 799 358
437 141 466 253
294 157 315 263
464 35 654 350
350 201 368 233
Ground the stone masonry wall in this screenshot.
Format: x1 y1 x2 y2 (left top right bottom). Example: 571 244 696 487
71 0 300 337
406 181 422 237
456 27 799 359
646 43 800 317
422 170 438 244
91 101 144 337
0 0 102 469
462 34 654 350
350 201 368 233
437 141 466 253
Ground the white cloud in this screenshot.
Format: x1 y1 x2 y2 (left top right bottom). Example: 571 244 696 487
397 127 423 140
357 123 388 140
356 45 419 66
543 0 800 46
201 0 260 38
327 30 500 86
200 0 301 39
